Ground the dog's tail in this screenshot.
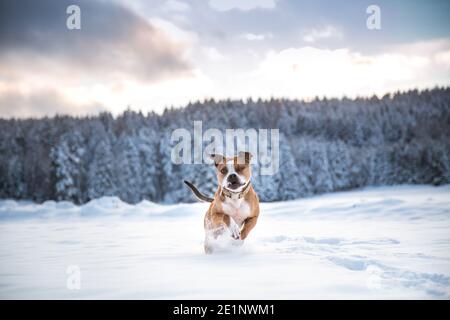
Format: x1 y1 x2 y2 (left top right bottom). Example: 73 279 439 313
184 180 214 203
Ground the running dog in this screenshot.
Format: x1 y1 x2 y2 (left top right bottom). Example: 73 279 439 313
184 152 260 254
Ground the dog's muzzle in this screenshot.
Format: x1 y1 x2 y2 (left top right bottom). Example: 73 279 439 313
227 174 242 190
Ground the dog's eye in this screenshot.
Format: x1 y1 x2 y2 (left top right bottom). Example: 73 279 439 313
220 167 227 175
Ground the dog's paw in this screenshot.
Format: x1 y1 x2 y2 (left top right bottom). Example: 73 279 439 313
231 232 240 240
230 229 240 240
228 219 241 240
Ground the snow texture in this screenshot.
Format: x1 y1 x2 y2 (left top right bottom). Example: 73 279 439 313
0 184 449 299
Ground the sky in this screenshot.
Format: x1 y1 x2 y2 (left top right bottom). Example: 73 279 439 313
0 0 449 118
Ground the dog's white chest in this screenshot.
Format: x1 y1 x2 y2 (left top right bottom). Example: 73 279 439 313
222 198 251 226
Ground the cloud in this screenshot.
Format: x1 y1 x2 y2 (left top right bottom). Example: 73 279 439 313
148 18 227 64
163 0 190 12
1 0 448 119
0 0 198 118
234 39 450 99
149 17 199 47
0 0 192 83
209 0 277 11
434 50 450 67
200 47 227 61
240 33 274 41
0 88 106 119
302 25 343 43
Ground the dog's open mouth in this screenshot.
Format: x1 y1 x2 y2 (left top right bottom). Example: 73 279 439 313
227 181 242 190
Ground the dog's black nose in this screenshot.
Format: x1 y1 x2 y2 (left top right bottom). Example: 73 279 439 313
228 173 238 181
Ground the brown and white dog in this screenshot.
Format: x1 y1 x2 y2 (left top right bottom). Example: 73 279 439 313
184 152 260 254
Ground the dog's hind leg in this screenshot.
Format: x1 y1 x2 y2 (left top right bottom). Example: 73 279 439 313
204 226 225 254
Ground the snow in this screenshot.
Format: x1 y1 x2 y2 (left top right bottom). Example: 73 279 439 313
0 184 449 299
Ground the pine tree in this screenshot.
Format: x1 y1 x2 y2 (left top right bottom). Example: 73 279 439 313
115 134 142 203
327 140 351 191
51 131 85 203
310 141 333 194
137 127 159 201
277 135 301 200
87 137 117 199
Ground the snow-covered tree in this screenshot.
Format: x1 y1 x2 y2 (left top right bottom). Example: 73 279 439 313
87 137 117 199
276 135 301 200
309 141 333 194
50 131 85 203
137 127 160 201
115 134 142 204
327 140 351 191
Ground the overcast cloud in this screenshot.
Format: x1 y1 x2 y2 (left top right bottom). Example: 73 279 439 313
0 0 449 118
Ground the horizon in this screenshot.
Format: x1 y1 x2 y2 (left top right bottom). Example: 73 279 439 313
1 86 447 120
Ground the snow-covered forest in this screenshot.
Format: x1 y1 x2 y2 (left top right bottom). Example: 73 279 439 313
0 87 449 204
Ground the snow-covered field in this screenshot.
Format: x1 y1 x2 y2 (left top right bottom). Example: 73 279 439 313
0 185 449 299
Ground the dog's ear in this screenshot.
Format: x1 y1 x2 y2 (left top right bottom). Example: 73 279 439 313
238 151 252 164
209 154 226 166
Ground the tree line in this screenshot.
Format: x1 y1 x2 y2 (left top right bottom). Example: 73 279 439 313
0 87 449 204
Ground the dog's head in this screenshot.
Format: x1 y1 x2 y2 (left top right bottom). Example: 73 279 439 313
210 152 252 191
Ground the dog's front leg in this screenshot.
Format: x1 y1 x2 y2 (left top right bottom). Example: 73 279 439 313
228 218 241 240
223 214 240 239
240 216 258 240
